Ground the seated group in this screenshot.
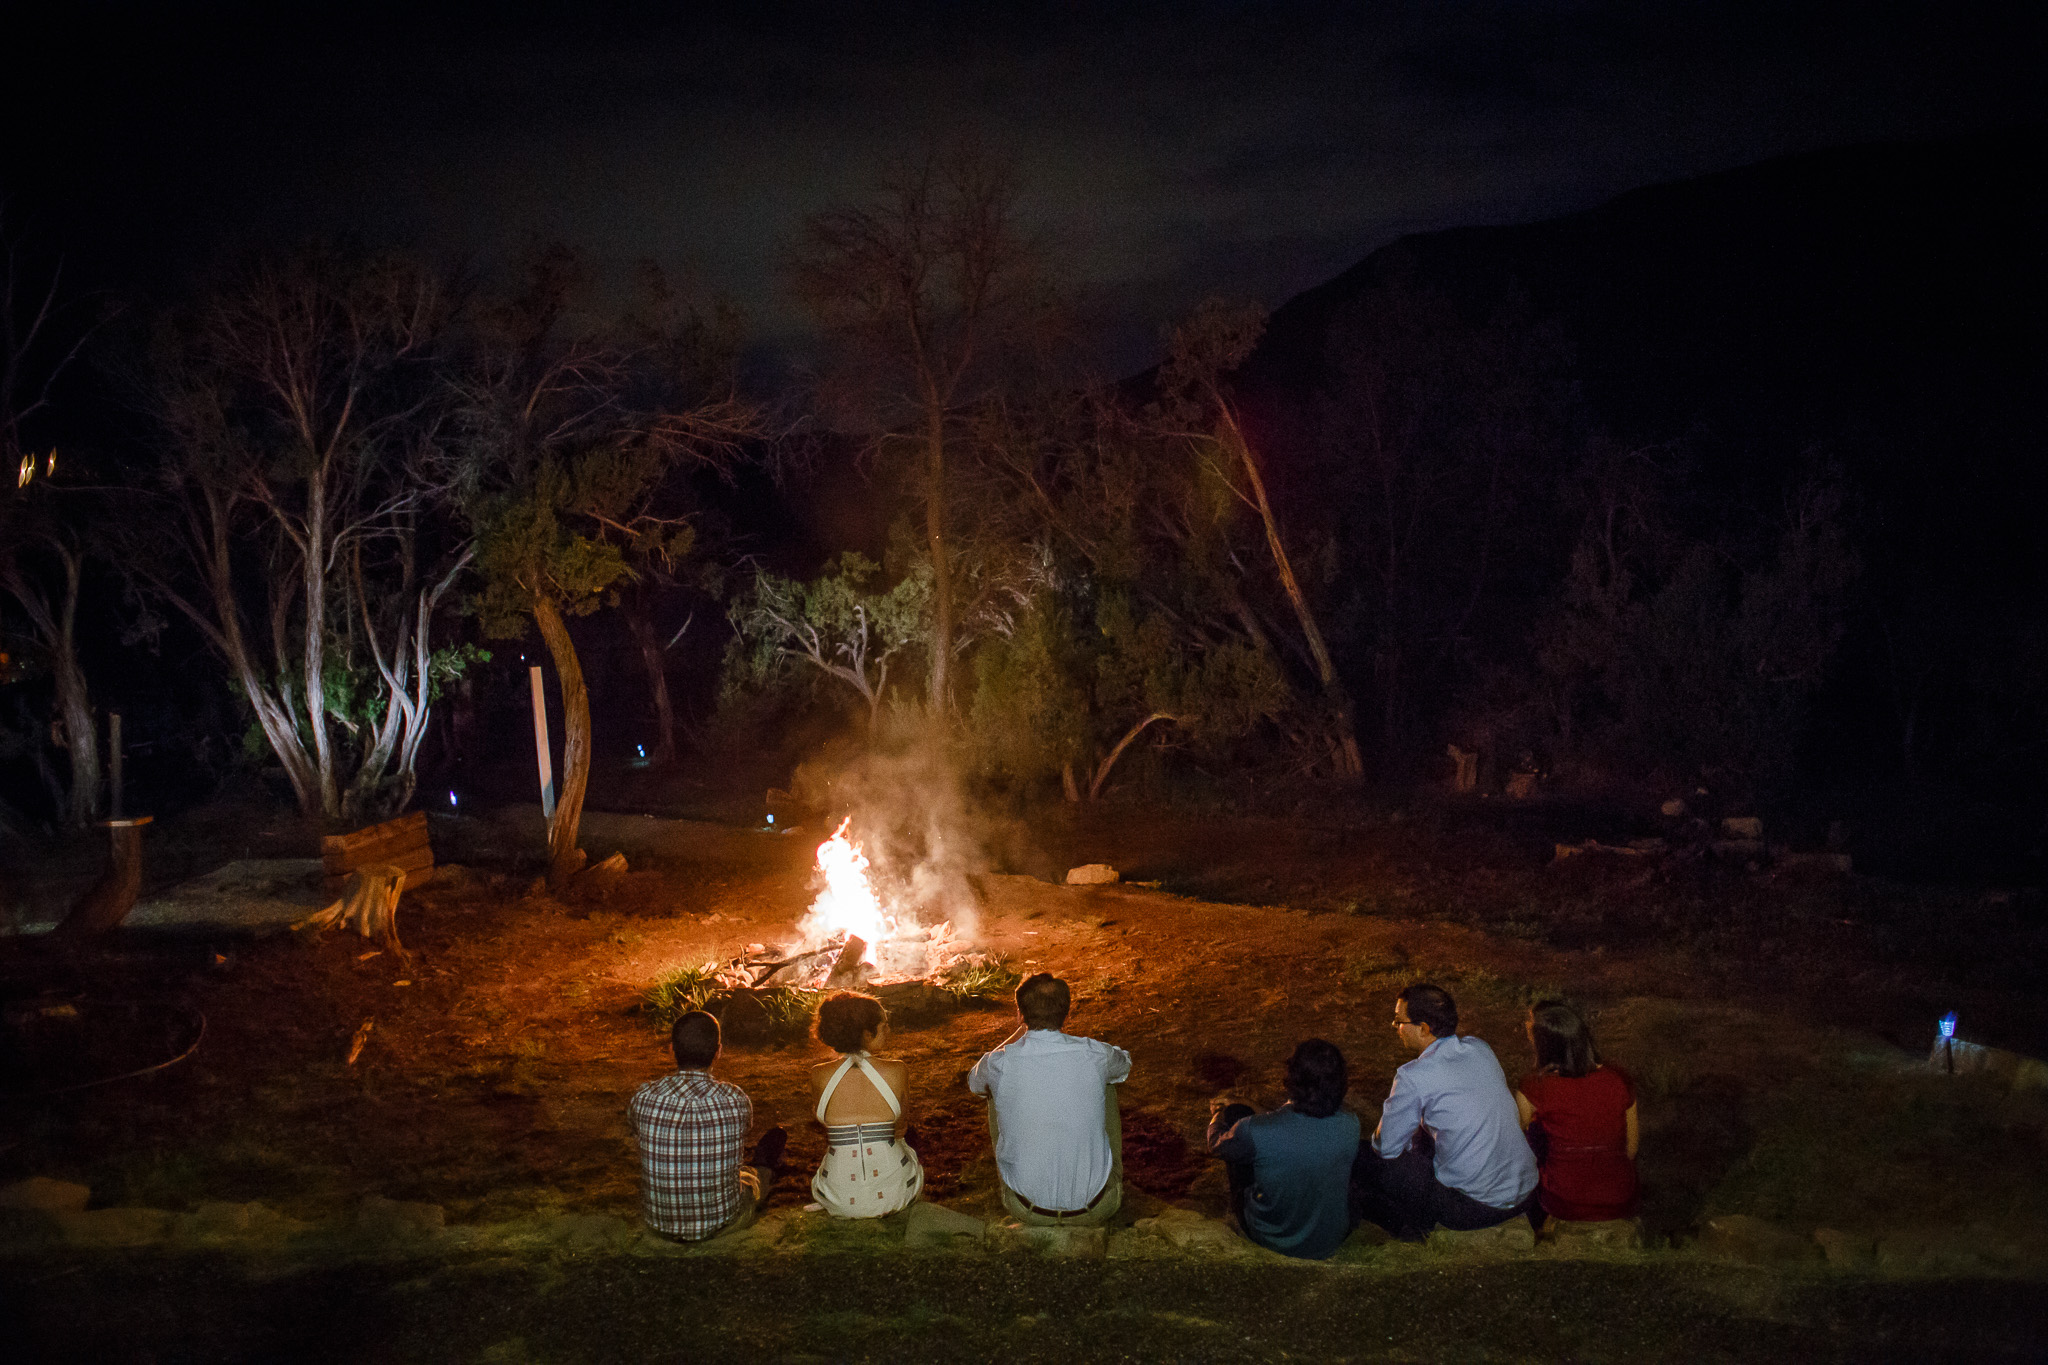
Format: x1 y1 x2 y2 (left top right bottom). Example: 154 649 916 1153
627 973 1639 1258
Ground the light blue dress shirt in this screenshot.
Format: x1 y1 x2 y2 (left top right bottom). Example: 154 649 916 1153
1372 1034 1537 1210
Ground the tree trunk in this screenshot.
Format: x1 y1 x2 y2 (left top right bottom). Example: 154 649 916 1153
302 476 341 822
622 585 677 767
532 596 591 888
1090 713 1176 800
924 405 953 712
3 543 100 827
54 819 148 939
1218 406 1364 780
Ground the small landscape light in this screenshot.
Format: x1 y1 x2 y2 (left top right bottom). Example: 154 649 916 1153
449 789 459 810
1939 1011 1958 1040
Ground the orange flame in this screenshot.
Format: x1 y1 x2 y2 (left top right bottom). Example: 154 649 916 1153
801 818 895 958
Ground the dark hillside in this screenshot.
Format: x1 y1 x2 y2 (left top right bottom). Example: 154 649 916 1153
1226 128 2048 802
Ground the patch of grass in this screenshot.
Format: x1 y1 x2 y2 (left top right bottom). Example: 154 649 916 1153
757 987 825 1038
644 961 721 1029
939 954 1023 1002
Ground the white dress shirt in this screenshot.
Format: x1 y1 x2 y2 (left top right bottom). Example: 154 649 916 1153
969 1028 1131 1210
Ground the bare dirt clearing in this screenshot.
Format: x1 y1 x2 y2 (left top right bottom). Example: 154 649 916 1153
4 800 2046 1259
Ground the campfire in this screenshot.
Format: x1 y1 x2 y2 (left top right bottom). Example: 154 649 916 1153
719 818 976 992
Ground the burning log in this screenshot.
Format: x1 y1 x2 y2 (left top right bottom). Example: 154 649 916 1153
825 935 872 990
735 943 841 989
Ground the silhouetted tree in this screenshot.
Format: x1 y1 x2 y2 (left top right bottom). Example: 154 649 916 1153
791 145 1059 713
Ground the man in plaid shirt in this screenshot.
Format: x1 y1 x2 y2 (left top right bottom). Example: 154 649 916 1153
629 1010 787 1241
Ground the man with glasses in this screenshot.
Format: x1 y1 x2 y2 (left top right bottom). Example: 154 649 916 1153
1353 982 1536 1240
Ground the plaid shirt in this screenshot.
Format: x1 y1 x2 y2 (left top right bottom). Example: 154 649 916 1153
628 1068 754 1240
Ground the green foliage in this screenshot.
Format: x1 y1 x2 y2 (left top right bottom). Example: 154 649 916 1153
938 954 1023 1001
1093 589 1290 751
469 452 655 638
1532 465 1858 793
967 597 1091 782
726 552 933 713
643 962 721 1029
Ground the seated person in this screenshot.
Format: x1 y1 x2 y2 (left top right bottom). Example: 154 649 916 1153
808 990 924 1217
968 973 1130 1226
1354 983 1537 1240
627 1009 787 1242
1515 999 1639 1224
1207 1038 1361 1260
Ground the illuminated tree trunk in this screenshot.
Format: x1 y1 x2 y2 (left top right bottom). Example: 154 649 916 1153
532 596 590 887
1219 406 1364 780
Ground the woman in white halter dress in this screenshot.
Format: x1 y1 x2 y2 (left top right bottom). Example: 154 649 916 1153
809 992 924 1218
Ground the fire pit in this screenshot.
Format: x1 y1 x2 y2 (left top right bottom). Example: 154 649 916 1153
702 818 1005 1040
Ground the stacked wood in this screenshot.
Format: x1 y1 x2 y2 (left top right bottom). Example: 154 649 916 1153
322 811 435 894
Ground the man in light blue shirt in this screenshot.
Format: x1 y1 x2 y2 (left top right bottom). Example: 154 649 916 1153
1354 983 1537 1240
969 973 1130 1225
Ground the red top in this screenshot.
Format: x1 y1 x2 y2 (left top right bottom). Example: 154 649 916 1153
1517 1064 1638 1221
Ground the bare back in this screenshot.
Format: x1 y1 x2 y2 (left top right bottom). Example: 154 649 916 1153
810 1054 911 1133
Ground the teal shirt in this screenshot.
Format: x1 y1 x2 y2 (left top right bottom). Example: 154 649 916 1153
1208 1104 1361 1259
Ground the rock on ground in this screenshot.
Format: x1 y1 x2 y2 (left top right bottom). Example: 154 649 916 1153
1541 1218 1643 1252
1428 1216 1536 1254
989 1221 1108 1258
0 1177 91 1214
904 1201 986 1250
1812 1227 1876 1268
1065 864 1120 886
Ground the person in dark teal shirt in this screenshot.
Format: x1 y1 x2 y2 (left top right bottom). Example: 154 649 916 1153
1206 1039 1360 1259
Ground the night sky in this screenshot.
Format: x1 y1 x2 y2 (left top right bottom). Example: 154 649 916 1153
7 1 2045 371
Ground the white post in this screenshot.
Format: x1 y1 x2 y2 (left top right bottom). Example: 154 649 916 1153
108 711 124 819
529 665 555 821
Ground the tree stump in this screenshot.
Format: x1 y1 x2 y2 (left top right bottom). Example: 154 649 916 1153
53 816 153 939
296 864 408 956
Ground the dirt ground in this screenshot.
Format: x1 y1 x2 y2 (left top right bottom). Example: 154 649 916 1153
5 791 2047 1260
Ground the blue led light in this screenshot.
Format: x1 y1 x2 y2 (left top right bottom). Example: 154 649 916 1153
1939 1011 1958 1039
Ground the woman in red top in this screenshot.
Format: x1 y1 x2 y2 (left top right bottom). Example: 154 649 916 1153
1515 1000 1639 1223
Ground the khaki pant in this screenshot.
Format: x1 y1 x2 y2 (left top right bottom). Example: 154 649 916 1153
989 1084 1124 1227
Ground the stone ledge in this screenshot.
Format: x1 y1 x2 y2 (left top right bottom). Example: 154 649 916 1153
1427 1216 1536 1255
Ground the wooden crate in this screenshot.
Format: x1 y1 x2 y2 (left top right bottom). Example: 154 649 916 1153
322 810 436 893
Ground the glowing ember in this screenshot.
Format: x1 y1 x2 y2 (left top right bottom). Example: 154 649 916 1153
800 818 896 963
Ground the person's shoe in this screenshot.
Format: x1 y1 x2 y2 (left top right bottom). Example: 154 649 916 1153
749 1125 789 1181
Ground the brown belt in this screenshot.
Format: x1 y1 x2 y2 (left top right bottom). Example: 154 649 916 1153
1019 1179 1111 1220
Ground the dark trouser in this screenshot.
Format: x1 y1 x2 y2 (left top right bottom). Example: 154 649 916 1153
1350 1131 1529 1241
1214 1103 1257 1223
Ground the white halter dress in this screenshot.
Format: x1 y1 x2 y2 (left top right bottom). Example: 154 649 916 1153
812 1053 924 1218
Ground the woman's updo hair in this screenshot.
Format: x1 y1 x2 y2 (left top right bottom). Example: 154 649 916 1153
814 991 887 1054
1529 999 1597 1078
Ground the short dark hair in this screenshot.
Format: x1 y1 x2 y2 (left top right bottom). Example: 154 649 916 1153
1284 1038 1348 1118
1399 983 1458 1038
1016 973 1071 1030
814 991 887 1054
672 1010 721 1069
1529 1000 1597 1078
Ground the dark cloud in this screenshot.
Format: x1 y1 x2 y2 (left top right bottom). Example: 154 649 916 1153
7 1 2043 372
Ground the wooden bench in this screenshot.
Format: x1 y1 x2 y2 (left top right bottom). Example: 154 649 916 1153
322 810 436 893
